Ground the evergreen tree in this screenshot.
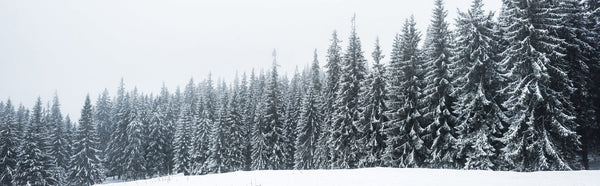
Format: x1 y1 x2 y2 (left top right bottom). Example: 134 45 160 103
553 0 599 170
294 50 323 169
94 89 112 160
173 104 194 175
357 38 388 168
68 95 104 185
265 50 286 169
225 76 247 172
384 16 427 168
15 105 29 140
284 68 302 169
206 82 230 173
123 91 146 180
251 71 270 170
16 98 58 185
329 16 368 169
0 99 19 184
317 31 343 169
49 95 69 176
584 0 600 163
174 79 197 175
253 51 286 170
145 102 168 176
421 0 458 168
106 79 129 178
452 0 504 170
192 76 215 175
239 72 253 171
499 0 580 171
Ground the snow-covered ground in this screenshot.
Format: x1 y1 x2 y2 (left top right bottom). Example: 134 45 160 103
98 167 600 186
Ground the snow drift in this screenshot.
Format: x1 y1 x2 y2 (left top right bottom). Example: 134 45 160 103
99 167 600 186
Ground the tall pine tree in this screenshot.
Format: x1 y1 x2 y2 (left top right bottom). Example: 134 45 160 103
421 0 458 169
329 15 368 169
294 50 323 170
452 0 504 170
357 38 388 168
68 95 104 185
499 0 580 171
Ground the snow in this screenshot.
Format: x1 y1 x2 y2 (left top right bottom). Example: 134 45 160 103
98 168 600 186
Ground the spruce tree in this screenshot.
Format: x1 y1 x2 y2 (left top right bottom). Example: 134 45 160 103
499 0 580 171
294 50 323 170
329 16 368 169
251 71 270 170
239 72 254 171
123 91 146 180
173 104 194 175
357 38 388 168
284 68 302 169
193 77 215 174
49 95 69 176
554 0 599 170
106 79 129 178
16 98 58 185
264 50 286 169
225 76 247 172
94 89 112 160
206 82 230 173
421 0 458 169
15 105 29 141
452 0 504 170
0 99 19 184
384 16 427 168
316 31 342 169
145 103 168 177
68 95 104 185
174 79 197 175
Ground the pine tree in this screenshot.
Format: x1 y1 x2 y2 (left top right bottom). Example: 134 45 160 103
123 91 146 180
251 71 270 170
384 16 427 168
162 85 177 175
553 0 599 170
145 102 168 177
15 105 29 140
265 50 286 169
239 72 253 171
294 50 323 170
452 0 504 170
357 38 388 168
499 0 580 171
106 79 129 178
225 76 247 172
94 89 112 161
174 79 197 175
421 0 458 169
16 98 58 185
0 99 19 184
49 95 69 176
284 68 302 169
173 103 194 175
316 31 343 169
206 82 230 173
68 95 104 185
329 16 368 169
193 76 215 174
584 0 600 166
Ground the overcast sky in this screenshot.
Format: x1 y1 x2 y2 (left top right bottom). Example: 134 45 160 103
0 0 501 120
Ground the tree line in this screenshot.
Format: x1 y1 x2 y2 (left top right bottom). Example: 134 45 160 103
1 0 599 185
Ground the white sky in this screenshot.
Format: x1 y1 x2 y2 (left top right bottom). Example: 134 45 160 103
0 0 501 120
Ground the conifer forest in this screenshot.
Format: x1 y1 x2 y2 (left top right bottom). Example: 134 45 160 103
1 0 600 185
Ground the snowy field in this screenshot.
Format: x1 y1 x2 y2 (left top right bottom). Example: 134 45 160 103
98 168 600 186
